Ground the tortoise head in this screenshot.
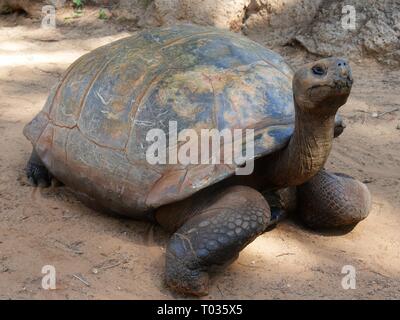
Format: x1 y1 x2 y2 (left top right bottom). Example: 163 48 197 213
293 57 353 115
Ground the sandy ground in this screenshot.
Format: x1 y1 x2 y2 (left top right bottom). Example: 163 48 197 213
0 12 399 300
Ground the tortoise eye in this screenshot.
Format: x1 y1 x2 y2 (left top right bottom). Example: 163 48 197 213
312 65 326 76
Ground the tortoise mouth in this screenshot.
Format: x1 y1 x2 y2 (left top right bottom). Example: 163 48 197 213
308 79 352 99
333 77 353 92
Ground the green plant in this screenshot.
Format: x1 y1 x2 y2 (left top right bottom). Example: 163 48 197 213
0 4 15 15
98 8 108 20
72 0 85 10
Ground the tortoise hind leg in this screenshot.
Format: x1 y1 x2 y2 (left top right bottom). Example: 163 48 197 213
297 169 371 229
156 185 271 296
26 149 51 188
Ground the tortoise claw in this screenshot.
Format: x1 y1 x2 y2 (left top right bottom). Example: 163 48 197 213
26 151 51 188
165 249 209 296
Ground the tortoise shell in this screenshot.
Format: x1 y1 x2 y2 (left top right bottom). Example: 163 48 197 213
24 25 295 218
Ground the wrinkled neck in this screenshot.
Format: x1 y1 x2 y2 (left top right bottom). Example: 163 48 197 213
263 104 336 187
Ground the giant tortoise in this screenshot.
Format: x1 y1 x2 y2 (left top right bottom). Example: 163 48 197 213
24 25 371 296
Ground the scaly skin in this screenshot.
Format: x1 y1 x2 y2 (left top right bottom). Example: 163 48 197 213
263 170 371 229
157 186 271 296
297 170 371 229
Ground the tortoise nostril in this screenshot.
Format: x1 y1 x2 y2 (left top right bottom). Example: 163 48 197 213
339 65 350 77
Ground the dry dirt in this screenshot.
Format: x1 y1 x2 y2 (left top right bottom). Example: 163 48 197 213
0 12 399 300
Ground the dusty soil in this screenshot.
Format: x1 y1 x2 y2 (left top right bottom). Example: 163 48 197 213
0 12 399 300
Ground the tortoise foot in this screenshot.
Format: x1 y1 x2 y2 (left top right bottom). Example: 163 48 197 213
165 244 210 296
163 186 271 296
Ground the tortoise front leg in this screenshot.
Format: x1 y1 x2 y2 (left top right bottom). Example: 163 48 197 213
156 186 271 296
26 149 52 187
297 169 371 229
